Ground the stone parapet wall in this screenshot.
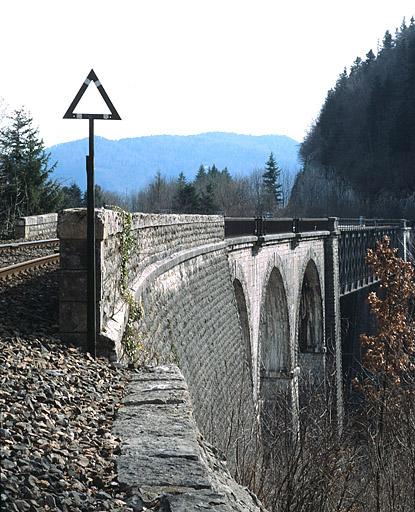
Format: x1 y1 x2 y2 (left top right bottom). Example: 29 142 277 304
15 213 58 240
59 207 255 471
58 208 224 352
101 212 224 336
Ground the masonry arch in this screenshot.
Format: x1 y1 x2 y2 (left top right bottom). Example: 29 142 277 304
233 278 253 385
297 259 325 411
298 259 323 354
259 267 290 379
258 266 291 437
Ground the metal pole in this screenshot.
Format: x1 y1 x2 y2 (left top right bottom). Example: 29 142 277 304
86 118 96 357
64 70 120 358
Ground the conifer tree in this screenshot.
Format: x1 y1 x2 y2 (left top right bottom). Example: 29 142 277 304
195 165 206 183
199 183 217 214
60 183 83 208
0 108 61 237
207 164 219 178
262 152 283 212
382 30 393 51
173 173 199 213
221 167 231 181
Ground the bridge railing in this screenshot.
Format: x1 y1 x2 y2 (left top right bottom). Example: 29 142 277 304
338 220 409 295
339 218 405 228
224 217 260 238
224 217 333 238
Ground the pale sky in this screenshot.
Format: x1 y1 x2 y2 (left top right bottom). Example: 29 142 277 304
1 0 413 147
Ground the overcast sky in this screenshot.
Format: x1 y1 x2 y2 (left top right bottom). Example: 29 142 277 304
1 0 413 147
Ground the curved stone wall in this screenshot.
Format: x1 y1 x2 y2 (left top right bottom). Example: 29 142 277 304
58 208 255 461
136 244 255 454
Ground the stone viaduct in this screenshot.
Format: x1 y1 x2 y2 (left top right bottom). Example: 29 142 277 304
57 209 413 503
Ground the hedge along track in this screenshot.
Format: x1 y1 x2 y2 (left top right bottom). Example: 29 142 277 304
0 239 60 280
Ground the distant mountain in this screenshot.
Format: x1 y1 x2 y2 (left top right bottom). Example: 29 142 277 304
48 132 301 192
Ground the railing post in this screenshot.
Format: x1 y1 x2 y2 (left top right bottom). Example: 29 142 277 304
293 218 299 234
323 217 343 433
255 217 265 237
400 219 410 262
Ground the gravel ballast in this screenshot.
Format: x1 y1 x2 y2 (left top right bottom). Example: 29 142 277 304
0 245 58 269
0 267 134 511
0 335 131 511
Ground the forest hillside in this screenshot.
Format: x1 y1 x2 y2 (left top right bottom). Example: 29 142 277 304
289 18 415 218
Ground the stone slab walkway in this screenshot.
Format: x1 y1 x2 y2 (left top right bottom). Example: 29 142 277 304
113 365 265 511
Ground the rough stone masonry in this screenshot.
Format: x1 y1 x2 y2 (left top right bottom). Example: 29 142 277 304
58 208 256 469
114 365 265 511
58 208 345 509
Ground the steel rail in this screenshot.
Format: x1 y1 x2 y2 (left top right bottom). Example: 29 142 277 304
0 239 59 252
0 254 60 280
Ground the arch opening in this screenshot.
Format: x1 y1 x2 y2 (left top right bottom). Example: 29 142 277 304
258 267 291 437
297 260 325 411
259 267 290 380
233 279 252 386
298 260 323 354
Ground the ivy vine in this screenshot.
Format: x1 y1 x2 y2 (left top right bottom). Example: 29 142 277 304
113 206 144 363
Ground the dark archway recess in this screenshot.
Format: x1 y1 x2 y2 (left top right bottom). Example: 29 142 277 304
260 268 290 378
259 267 291 438
298 260 323 354
233 279 252 385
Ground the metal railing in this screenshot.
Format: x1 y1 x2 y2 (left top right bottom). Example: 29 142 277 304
338 217 407 228
224 217 334 238
339 223 407 295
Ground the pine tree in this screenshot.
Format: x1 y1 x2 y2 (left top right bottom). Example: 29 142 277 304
199 183 217 214
262 153 283 212
195 165 206 183
382 30 393 51
177 172 186 188
0 108 61 237
173 173 199 213
221 167 231 181
60 183 83 208
365 49 376 65
207 164 219 179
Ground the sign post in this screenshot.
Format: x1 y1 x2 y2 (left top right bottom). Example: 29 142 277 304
64 69 121 357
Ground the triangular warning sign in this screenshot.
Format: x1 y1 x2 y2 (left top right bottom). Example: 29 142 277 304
63 69 121 120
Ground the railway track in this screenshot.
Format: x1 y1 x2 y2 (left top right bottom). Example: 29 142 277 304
0 253 60 279
0 238 59 252
0 238 60 280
